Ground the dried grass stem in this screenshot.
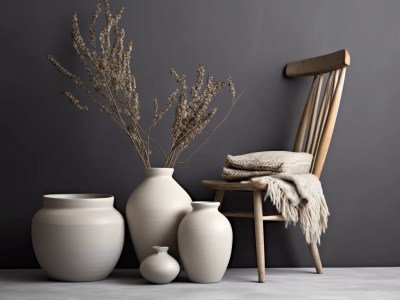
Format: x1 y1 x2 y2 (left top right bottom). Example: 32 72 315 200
48 0 242 168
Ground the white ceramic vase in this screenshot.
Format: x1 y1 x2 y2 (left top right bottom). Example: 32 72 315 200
31 194 124 282
178 201 233 283
126 168 192 262
140 246 180 284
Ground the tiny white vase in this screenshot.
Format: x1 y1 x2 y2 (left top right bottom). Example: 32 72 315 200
126 168 192 262
178 201 233 283
140 246 180 284
31 194 124 282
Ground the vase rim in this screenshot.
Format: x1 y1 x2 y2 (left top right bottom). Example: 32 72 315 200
42 194 114 209
145 168 174 176
191 201 220 209
43 194 113 200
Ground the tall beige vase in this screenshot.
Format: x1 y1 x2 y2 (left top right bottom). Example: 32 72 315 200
126 168 192 262
31 194 124 282
178 201 233 283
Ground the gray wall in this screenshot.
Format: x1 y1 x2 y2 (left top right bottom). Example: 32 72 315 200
1 0 400 268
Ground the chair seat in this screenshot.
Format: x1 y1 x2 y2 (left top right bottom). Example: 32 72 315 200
202 180 285 221
202 179 268 191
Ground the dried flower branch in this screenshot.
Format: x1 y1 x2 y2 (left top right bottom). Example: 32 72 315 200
48 0 242 168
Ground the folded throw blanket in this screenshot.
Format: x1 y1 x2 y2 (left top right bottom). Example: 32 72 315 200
251 173 329 244
222 167 275 181
226 151 313 173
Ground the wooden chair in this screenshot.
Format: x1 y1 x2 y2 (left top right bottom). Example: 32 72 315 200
202 49 350 283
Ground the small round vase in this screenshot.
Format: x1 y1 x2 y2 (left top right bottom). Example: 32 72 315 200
178 201 233 283
126 168 192 262
31 194 124 282
140 246 180 284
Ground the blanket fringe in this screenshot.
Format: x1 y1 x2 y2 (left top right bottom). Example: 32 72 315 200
256 174 329 245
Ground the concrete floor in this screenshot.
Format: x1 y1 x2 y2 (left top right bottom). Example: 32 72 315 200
0 268 399 300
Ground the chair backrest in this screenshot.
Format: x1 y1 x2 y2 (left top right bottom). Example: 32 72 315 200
285 49 350 178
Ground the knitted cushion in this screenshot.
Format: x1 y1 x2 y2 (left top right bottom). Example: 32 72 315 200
226 151 313 174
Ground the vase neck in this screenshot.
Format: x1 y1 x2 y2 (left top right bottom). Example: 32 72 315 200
152 246 169 254
43 194 114 209
191 201 220 211
145 168 174 177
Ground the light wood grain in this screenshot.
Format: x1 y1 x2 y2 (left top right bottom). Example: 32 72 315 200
253 190 266 283
312 68 346 178
310 71 334 159
263 214 286 221
202 180 257 191
285 49 350 77
294 76 318 152
305 75 323 153
223 211 286 221
224 211 254 218
309 243 323 274
214 189 225 206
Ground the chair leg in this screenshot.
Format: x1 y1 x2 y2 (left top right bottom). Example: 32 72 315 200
214 189 225 208
253 190 266 283
308 242 323 274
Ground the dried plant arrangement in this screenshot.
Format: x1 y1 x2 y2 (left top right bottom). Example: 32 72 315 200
48 0 243 168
